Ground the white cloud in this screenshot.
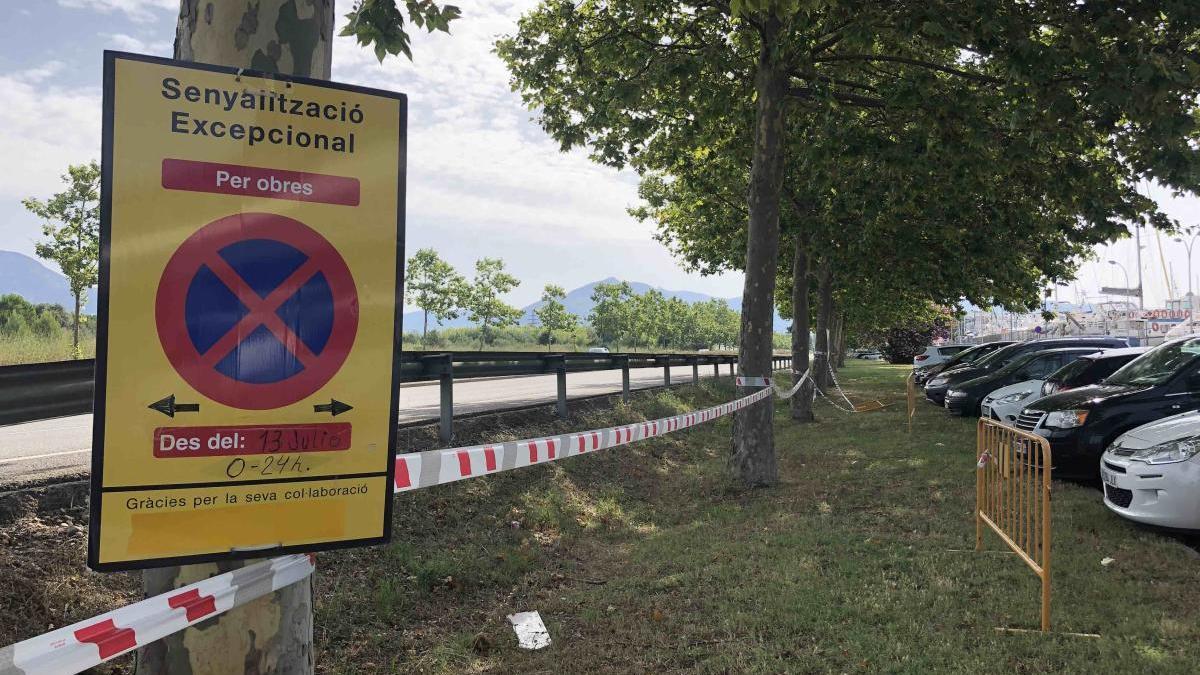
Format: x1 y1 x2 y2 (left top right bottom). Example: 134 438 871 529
103 32 172 55
58 0 174 23
0 66 101 202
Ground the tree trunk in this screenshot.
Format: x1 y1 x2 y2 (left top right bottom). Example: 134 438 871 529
813 263 834 393
789 239 814 422
72 292 81 357
731 18 787 487
175 0 334 77
139 3 333 673
422 308 429 348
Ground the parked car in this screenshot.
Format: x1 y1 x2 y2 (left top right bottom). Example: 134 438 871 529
1101 409 1200 530
945 347 1101 416
856 351 884 360
1041 347 1148 397
981 347 1147 423
924 337 1128 406
913 344 970 368
587 346 610 354
913 341 1014 386
1015 335 1200 479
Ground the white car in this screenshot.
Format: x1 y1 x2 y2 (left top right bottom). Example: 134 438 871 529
980 379 1044 423
913 344 969 368
586 346 610 354
1101 411 1200 530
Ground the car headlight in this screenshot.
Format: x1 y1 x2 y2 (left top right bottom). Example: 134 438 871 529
1044 410 1089 429
1130 437 1200 465
995 391 1033 405
947 389 967 399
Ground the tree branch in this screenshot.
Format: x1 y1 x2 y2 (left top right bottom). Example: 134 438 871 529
787 86 887 108
812 54 1004 85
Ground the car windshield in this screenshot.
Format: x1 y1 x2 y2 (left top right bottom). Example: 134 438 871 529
1048 358 1090 384
1106 340 1200 386
973 343 1021 369
992 352 1038 375
939 344 985 367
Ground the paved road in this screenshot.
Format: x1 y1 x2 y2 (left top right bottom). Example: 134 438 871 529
0 365 729 486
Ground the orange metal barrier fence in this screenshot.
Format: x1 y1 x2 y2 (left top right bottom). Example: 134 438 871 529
976 418 1053 631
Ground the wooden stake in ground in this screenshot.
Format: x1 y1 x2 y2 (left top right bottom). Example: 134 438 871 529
138 2 335 672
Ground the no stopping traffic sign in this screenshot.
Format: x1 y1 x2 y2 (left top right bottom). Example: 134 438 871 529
155 212 359 410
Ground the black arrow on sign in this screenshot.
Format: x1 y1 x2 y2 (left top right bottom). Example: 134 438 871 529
148 395 200 418
314 399 353 416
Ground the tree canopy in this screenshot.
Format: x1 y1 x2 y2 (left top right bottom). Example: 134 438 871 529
500 0 1200 485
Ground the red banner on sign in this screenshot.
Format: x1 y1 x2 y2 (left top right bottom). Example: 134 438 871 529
161 158 360 206
153 423 352 457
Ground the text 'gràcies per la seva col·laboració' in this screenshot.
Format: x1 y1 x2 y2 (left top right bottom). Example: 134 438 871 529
160 76 367 155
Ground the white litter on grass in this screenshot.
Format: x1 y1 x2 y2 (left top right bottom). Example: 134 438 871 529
1101 557 1115 567
508 611 552 650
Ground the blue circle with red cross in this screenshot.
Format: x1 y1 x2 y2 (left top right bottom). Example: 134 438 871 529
156 213 358 410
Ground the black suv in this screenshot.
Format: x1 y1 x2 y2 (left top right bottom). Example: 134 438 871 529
924 337 1129 406
1039 347 1147 397
943 347 1103 417
1016 337 1200 479
913 341 1013 386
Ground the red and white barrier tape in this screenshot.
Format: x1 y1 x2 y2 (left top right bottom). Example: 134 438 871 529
0 385 774 675
0 554 314 675
391 386 772 492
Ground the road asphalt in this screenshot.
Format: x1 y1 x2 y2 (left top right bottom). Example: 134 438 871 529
0 364 727 487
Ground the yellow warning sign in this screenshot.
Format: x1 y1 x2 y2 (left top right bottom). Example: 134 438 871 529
89 52 406 570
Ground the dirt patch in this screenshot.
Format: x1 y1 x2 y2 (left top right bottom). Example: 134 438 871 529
0 490 138 672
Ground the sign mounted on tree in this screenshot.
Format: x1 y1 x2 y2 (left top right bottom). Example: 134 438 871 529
89 52 407 570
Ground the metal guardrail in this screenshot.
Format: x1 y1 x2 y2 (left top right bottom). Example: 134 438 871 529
0 352 793 437
0 360 97 428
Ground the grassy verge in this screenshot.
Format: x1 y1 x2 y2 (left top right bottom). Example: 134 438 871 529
4 363 1199 672
315 361 1200 673
0 333 94 365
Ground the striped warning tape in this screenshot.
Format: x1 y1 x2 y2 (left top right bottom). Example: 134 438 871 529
391 386 772 492
0 554 314 675
0 385 774 675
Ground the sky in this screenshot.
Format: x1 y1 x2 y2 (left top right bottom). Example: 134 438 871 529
1 1 1200 312
0 0 745 312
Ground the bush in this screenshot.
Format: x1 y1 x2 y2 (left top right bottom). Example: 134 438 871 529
32 310 62 339
0 312 30 338
879 316 951 364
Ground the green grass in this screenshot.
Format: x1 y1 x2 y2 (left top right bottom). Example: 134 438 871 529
0 333 94 365
311 361 1200 673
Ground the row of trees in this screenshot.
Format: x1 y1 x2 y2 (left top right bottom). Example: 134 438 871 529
0 294 78 341
405 249 531 349
499 1 1200 486
589 281 740 351
406 249 743 351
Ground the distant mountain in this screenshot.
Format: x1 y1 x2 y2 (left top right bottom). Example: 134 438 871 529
404 276 789 333
0 250 97 314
